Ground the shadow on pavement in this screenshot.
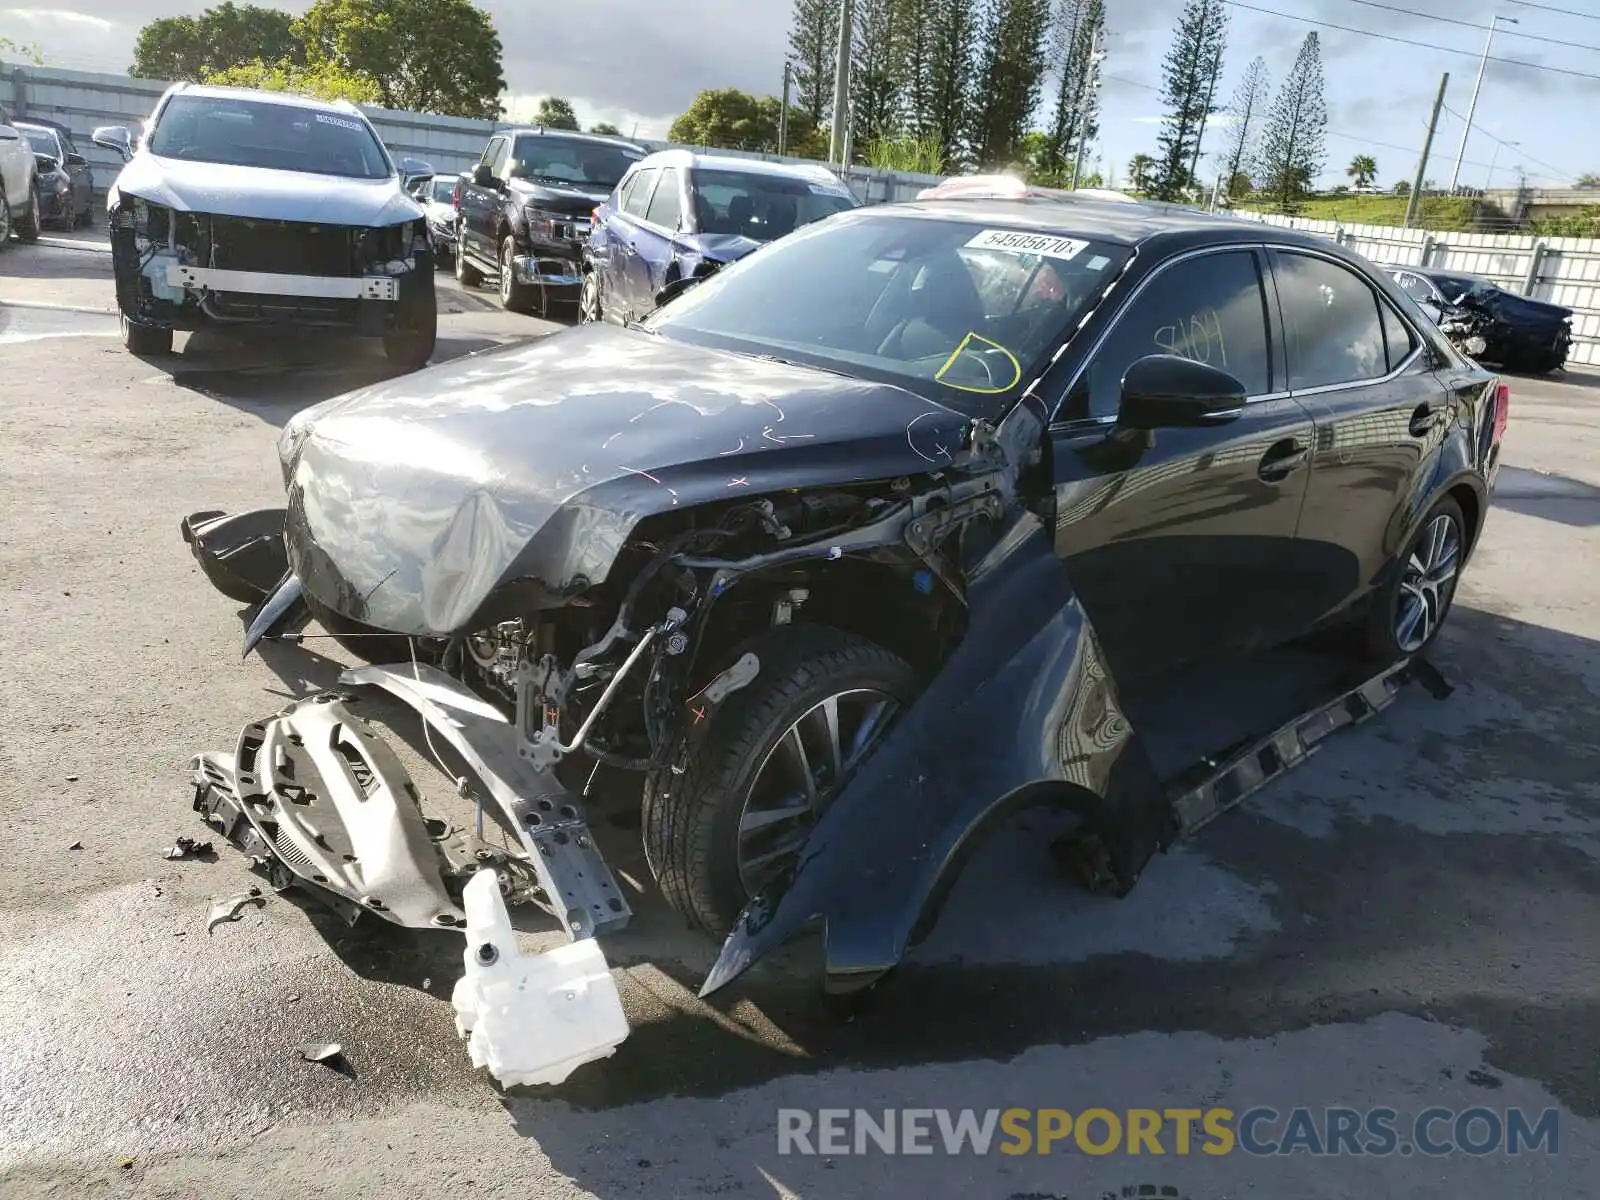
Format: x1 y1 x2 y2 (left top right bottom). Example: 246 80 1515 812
1494 465 1600 528
229 597 1600 1141
0 241 113 282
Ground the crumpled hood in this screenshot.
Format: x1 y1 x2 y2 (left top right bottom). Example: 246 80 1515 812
280 323 972 636
109 153 422 225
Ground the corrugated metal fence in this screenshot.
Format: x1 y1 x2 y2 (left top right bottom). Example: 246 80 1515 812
1 62 941 210
1228 210 1600 367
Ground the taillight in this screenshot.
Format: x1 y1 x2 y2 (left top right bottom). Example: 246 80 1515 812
452 182 461 210
1492 380 1510 443
592 206 601 223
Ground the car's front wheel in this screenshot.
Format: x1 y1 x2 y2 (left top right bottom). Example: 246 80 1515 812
121 313 173 356
642 624 919 937
14 180 41 242
383 284 437 370
499 235 536 314
1367 495 1465 660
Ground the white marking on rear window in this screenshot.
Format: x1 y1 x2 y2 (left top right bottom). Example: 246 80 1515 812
966 229 1088 261
314 114 363 131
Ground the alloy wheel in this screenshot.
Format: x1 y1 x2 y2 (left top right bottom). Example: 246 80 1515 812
580 271 600 323
734 688 900 895
1395 513 1461 654
0 188 11 243
500 241 514 305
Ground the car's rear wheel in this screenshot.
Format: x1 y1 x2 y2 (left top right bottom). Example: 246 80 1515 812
642 624 918 937
15 180 41 243
499 235 537 314
121 313 173 356
579 268 602 324
1367 495 1465 660
454 244 483 287
0 180 12 247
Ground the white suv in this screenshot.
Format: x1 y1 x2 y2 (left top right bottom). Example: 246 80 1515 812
0 102 43 247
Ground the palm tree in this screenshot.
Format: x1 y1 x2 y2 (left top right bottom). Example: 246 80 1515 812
1128 153 1155 193
1347 154 1378 189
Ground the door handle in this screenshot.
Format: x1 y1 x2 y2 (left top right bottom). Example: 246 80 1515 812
1409 402 1439 437
1258 440 1309 482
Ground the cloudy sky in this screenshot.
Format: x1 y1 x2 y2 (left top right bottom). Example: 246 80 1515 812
4 0 1596 188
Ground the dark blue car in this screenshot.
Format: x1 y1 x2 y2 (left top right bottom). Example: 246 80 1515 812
580 150 858 325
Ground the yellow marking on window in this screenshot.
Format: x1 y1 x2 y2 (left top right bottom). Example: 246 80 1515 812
933 332 1023 394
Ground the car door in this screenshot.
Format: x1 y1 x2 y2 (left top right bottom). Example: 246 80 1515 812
462 136 508 261
629 165 686 315
1048 245 1318 684
0 105 28 208
1270 247 1449 626
608 165 658 320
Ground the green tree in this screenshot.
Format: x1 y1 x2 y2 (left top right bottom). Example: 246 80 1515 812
669 88 826 158
865 131 945 173
1346 153 1377 189
897 0 939 142
1218 55 1269 202
204 58 380 104
589 122 622 136
970 0 1054 166
787 0 840 126
1045 0 1107 180
1126 151 1154 192
131 4 301 81
1573 171 1598 188
295 0 505 118
852 0 908 155
535 96 580 130
1150 0 1228 200
927 0 979 169
1257 32 1327 212
1 34 46 64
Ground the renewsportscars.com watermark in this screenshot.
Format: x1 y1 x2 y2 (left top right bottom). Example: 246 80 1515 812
776 1107 1560 1157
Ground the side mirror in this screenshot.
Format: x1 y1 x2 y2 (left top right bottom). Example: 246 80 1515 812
65 152 88 167
92 125 135 162
399 156 433 178
472 162 496 188
1116 354 1247 431
655 275 703 308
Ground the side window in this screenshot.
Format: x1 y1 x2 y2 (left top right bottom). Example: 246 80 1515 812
1396 272 1433 303
614 168 641 212
623 167 658 219
1063 250 1272 422
1275 252 1388 390
1377 293 1418 371
483 137 508 180
645 167 683 229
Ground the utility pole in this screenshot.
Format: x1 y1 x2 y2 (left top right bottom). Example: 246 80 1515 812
828 0 855 166
1069 26 1107 189
778 61 791 157
1406 71 1449 228
1448 14 1517 194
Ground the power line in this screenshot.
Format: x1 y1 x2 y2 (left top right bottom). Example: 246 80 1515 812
1340 0 1600 55
1219 0 1600 83
1508 0 1600 24
1439 103 1576 184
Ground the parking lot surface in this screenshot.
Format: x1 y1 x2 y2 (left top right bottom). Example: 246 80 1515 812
3 232 1599 1198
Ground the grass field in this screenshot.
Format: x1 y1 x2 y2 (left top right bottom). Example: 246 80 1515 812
1233 193 1486 231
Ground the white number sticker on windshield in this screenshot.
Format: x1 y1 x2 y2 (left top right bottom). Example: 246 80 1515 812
965 229 1088 261
314 113 363 132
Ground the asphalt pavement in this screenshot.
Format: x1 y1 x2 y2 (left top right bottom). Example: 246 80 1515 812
2 232 1599 1198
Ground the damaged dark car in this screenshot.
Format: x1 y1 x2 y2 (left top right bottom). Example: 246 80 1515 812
185 197 1507 1043
94 83 437 366
1388 265 1574 374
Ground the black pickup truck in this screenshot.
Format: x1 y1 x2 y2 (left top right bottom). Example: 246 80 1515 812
454 126 646 317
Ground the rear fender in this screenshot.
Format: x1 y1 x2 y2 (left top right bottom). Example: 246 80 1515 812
700 509 1167 997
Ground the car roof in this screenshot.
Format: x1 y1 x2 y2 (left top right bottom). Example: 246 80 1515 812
861 195 1336 249
635 148 849 186
164 81 367 118
502 126 647 153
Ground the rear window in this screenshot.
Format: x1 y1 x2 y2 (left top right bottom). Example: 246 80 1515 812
690 168 856 240
21 128 59 157
149 95 391 180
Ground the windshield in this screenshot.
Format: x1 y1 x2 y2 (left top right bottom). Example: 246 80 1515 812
428 178 454 203
690 168 856 240
148 95 392 180
21 128 59 158
510 136 642 190
645 211 1131 415
1432 274 1486 304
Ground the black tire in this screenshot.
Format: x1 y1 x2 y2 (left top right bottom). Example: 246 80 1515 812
579 267 602 324
454 243 483 287
0 179 12 247
121 313 173 356
383 281 437 370
14 179 41 243
498 234 536 314
642 624 920 938
1365 495 1466 661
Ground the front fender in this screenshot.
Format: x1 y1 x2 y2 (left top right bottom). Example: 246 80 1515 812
700 510 1167 997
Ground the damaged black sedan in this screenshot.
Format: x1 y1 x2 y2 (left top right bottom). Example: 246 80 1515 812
1388 265 1573 374
95 84 437 366
186 196 1506 1017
